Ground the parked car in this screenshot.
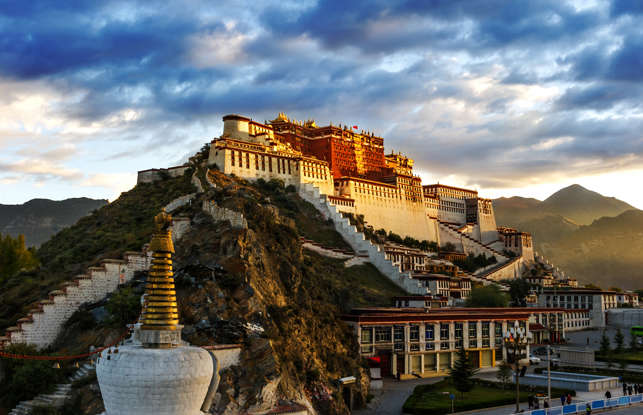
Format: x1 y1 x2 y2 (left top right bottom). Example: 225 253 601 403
529 355 541 365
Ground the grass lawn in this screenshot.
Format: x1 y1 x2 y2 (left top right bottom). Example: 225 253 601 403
403 379 573 415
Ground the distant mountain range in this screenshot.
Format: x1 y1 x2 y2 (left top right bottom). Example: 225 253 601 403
494 184 643 289
494 184 635 226
0 198 108 247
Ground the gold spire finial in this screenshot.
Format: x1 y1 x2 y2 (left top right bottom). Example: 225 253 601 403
141 210 179 332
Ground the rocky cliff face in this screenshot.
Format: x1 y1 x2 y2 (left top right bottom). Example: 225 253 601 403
165 169 372 414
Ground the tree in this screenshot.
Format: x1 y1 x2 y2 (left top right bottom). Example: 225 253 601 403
507 278 531 307
584 283 601 290
599 330 611 355
0 233 39 282
466 285 509 307
631 333 638 352
450 347 478 397
615 328 625 354
441 242 456 252
496 361 512 389
106 287 141 327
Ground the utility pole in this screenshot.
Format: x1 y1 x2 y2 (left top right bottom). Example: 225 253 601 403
547 344 551 407
504 321 532 414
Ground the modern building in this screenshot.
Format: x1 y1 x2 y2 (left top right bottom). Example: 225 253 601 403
342 307 568 379
535 288 630 327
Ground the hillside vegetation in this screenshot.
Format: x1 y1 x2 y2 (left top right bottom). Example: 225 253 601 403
0 198 108 247
0 233 39 282
0 173 195 332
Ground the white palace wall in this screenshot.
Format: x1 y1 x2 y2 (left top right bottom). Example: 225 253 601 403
0 214 191 351
209 141 334 195
334 179 440 243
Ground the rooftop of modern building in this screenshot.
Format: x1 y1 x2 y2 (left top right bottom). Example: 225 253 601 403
392 295 449 301
539 288 620 295
342 307 555 323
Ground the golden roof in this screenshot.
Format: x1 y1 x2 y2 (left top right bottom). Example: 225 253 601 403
271 112 289 123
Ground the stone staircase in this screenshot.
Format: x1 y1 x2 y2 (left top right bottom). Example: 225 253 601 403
9 362 95 415
298 183 427 295
438 220 508 260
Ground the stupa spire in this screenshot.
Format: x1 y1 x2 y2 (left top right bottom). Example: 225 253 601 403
139 210 182 347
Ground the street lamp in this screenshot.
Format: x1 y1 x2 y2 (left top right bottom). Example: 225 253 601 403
503 321 533 414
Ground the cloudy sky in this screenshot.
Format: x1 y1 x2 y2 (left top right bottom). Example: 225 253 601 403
1 0 642 207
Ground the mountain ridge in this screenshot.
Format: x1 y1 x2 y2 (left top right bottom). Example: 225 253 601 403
0 197 108 247
493 184 642 289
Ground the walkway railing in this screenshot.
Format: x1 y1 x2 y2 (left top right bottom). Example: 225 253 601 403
521 393 643 415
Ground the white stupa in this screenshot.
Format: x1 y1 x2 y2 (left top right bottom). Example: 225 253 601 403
97 211 214 415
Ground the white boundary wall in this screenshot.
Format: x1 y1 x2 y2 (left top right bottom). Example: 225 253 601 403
0 214 192 350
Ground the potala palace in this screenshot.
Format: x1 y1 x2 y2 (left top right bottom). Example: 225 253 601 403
206 113 533 266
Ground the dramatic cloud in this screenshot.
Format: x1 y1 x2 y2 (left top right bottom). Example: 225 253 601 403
1 0 642 206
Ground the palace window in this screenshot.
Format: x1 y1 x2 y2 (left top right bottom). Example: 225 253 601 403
455 323 463 339
468 323 477 339
255 154 259 170
361 327 373 344
394 325 405 342
268 157 272 172
245 152 250 168
231 150 235 167
482 322 490 338
440 323 450 340
410 325 420 341
375 326 391 343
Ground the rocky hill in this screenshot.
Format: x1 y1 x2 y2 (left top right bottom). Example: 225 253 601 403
0 153 406 414
0 198 108 247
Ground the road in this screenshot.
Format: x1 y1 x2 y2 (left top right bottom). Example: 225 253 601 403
605 405 643 414
353 377 444 415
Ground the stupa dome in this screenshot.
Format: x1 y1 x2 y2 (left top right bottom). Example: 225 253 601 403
97 345 213 415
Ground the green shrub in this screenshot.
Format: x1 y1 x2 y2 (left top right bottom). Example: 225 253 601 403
105 287 141 327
